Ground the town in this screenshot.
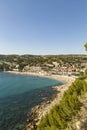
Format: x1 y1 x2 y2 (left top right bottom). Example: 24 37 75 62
0 54 87 76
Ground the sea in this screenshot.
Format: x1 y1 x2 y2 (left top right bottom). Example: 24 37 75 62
0 72 63 130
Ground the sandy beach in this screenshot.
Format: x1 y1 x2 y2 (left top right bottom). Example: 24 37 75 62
6 70 75 84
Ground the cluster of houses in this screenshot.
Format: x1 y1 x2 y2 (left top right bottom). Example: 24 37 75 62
0 55 87 76
0 61 86 76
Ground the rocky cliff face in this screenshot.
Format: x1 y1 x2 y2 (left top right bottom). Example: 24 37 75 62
67 94 87 130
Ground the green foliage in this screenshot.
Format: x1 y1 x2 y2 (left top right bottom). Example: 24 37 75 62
84 43 87 51
84 69 87 78
37 78 87 130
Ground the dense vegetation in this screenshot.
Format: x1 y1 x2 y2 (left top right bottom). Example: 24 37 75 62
37 73 87 130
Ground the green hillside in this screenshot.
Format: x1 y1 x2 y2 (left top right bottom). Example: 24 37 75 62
37 72 87 130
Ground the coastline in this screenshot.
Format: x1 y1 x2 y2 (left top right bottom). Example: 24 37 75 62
5 71 76 130
5 70 75 84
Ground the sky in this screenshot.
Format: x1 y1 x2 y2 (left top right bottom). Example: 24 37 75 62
0 0 87 55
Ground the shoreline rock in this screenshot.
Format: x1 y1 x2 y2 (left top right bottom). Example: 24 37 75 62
26 77 75 130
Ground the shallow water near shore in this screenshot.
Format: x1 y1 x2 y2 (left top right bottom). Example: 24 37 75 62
0 72 63 130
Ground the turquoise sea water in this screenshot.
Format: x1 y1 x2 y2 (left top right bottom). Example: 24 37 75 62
0 72 63 130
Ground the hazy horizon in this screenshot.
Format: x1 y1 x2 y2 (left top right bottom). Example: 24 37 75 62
0 53 87 56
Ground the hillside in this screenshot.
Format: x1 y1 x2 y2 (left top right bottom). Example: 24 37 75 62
36 73 87 130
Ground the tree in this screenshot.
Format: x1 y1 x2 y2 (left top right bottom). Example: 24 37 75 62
84 43 87 78
84 43 87 51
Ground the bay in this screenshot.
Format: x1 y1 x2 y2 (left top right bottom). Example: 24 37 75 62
0 72 63 130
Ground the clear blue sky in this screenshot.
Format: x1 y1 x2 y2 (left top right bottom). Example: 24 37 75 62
0 0 87 55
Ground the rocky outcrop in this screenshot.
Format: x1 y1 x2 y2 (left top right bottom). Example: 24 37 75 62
26 100 51 130
26 105 40 130
26 84 70 130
